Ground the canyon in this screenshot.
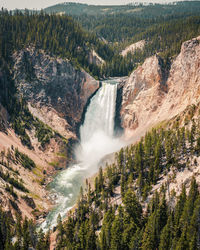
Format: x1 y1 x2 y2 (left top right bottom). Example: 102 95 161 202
12 36 200 143
0 35 200 225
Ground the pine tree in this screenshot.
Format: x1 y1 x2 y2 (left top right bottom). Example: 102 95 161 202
110 215 123 250
123 189 142 226
159 215 173 250
100 207 115 249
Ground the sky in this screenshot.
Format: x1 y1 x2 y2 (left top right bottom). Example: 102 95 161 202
0 0 185 10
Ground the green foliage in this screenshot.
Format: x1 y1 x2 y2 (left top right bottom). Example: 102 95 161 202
55 110 200 249
21 195 36 209
0 9 113 79
0 168 28 193
15 148 36 170
45 2 200 19
57 177 200 250
12 102 34 149
123 189 142 225
5 184 18 199
34 119 54 148
0 208 49 249
75 8 200 77
1 6 200 79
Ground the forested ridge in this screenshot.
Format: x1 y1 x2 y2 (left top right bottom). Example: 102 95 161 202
45 1 200 18
75 14 200 77
57 178 200 249
71 1 200 76
56 103 200 249
1 7 200 78
88 15 200 77
0 9 114 79
75 14 200 44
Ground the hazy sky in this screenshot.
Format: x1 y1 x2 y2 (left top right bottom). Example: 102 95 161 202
1 0 184 10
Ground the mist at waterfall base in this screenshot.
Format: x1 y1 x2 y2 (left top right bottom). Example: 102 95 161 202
40 80 125 231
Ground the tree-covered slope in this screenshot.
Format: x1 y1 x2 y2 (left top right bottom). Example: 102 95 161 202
1 8 200 78
44 1 200 17
0 208 50 249
44 1 200 45
0 9 113 78
56 102 200 249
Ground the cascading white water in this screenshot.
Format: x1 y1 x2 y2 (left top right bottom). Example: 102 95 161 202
80 81 117 141
40 79 125 231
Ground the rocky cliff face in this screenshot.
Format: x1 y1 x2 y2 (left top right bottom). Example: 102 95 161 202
0 46 100 220
121 40 146 57
121 36 200 139
13 47 99 138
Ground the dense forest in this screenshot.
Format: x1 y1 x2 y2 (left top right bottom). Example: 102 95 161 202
1 7 200 78
93 15 200 77
77 14 200 76
0 208 50 250
57 178 200 249
44 1 200 18
56 103 200 249
75 13 200 43
70 1 200 76
0 9 114 78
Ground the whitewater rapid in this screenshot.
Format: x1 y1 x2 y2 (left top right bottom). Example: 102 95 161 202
40 79 125 231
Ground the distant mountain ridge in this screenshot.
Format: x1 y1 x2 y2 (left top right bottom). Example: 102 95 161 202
44 1 200 17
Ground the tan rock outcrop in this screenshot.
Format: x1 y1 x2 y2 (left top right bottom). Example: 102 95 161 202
121 36 200 139
121 40 146 57
13 47 100 138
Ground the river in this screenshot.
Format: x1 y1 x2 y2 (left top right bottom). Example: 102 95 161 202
40 79 125 231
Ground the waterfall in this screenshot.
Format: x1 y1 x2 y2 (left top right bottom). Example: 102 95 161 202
80 81 118 142
40 79 124 231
